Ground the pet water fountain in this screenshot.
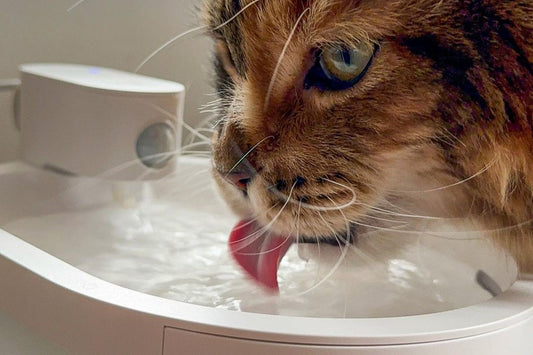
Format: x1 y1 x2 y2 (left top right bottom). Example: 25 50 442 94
1 64 532 354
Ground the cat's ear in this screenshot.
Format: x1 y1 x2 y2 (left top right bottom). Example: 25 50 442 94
216 40 239 82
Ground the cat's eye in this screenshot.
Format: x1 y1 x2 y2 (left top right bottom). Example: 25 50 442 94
216 40 238 81
305 42 375 91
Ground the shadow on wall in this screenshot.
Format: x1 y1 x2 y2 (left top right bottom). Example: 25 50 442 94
0 0 213 163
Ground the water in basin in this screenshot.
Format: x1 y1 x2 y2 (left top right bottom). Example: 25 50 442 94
0 157 517 318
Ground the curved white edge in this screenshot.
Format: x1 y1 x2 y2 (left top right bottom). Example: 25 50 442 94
19 63 185 95
2 229 533 347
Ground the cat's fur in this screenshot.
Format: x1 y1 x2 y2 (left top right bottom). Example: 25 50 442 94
204 0 533 272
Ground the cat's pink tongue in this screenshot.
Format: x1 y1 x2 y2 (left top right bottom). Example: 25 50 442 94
229 219 293 291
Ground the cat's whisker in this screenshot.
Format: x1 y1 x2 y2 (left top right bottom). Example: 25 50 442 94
62 140 207 187
482 218 533 235
212 116 226 129
276 177 357 212
391 157 498 193
228 218 261 234
210 107 232 129
66 0 86 12
212 0 261 31
185 114 218 145
360 203 447 221
76 150 179 184
297 199 353 289
33 141 210 212
227 203 280 248
201 104 225 111
359 213 408 226
325 196 354 246
263 8 310 111
347 240 380 265
182 141 212 152
356 220 412 241
146 102 177 120
243 226 294 256
226 135 274 176
434 131 459 149
442 128 467 148
199 97 223 108
321 178 358 208
135 25 206 73
144 103 212 144
295 200 302 246
233 182 298 255
285 201 303 291
187 127 215 137
194 128 215 135
346 218 525 241
199 101 225 114
153 169 211 199
183 122 212 143
199 108 219 114
20 141 217 214
231 225 269 253
180 141 212 150
294 206 351 296
180 150 211 155
380 197 416 215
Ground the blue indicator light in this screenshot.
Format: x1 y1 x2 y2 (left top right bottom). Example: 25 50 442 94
88 67 102 75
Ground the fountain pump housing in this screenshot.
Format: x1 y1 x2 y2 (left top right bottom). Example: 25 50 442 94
19 63 185 180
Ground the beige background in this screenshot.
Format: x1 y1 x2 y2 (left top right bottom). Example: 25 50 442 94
0 0 213 162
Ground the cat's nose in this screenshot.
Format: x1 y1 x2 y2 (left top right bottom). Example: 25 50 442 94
221 157 257 191
225 171 253 191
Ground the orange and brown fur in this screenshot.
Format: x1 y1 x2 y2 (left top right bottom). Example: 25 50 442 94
204 0 533 272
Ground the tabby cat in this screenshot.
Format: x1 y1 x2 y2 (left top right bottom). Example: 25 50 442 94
203 0 532 287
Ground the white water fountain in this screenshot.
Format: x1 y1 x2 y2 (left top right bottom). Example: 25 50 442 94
1 64 532 354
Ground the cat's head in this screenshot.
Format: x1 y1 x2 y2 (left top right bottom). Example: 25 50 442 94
204 0 532 249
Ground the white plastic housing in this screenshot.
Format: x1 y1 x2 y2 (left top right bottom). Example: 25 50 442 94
19 63 185 180
0 158 532 354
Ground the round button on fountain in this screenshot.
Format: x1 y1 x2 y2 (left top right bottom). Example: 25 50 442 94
136 122 176 169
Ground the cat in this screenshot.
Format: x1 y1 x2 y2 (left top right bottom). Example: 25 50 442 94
202 0 533 286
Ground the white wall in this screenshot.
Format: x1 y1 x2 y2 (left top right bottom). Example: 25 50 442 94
0 0 213 162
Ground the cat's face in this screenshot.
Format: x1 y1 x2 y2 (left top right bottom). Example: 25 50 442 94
204 0 532 253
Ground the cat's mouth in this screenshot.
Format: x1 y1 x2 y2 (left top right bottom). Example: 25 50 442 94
228 219 358 291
